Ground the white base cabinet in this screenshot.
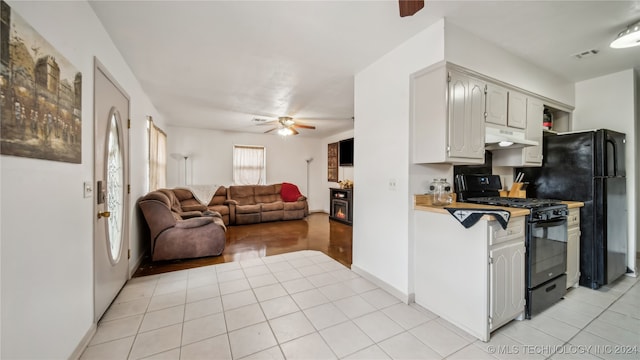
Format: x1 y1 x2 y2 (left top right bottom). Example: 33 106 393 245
566 208 581 289
414 211 525 341
490 240 526 330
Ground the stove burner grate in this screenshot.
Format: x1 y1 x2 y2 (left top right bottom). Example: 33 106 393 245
465 197 562 209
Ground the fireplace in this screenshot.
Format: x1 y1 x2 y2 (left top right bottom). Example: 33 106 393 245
329 188 352 225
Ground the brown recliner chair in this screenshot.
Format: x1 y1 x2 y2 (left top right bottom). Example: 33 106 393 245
138 190 226 261
158 188 208 219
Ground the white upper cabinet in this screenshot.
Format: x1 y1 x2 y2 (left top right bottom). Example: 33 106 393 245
524 98 544 164
493 95 544 167
485 84 508 126
412 62 571 166
507 90 527 129
487 85 527 130
411 63 485 164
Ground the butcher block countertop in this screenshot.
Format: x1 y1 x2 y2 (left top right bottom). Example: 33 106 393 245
563 201 585 209
414 195 530 218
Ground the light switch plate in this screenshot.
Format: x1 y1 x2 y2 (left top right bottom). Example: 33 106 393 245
84 181 93 198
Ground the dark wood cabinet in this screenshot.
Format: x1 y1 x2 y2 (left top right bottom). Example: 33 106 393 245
329 188 352 225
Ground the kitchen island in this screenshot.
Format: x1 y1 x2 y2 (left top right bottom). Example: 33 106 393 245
413 198 529 342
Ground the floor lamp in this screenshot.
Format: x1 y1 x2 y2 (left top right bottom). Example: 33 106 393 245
306 158 313 197
170 153 190 186
182 155 189 185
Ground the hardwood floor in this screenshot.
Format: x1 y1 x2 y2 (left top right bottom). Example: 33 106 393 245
132 212 352 277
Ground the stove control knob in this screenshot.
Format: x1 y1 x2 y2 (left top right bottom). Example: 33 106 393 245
536 213 548 221
553 209 567 216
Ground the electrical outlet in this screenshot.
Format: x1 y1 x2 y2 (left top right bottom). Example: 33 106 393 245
84 181 93 198
389 178 397 191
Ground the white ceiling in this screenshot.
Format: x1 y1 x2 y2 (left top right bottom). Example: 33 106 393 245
89 1 640 138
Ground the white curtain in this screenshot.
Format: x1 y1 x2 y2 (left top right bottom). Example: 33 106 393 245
148 117 167 191
233 145 266 185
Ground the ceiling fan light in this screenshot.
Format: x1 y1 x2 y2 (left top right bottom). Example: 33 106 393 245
610 20 640 49
278 116 295 127
278 127 293 136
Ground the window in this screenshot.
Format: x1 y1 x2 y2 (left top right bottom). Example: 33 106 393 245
233 145 266 185
148 116 166 191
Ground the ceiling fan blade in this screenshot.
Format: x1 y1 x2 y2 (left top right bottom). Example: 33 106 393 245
399 0 424 17
290 127 299 135
292 124 316 130
256 120 279 126
264 127 278 133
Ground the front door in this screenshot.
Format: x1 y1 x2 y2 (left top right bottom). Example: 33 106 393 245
94 60 130 322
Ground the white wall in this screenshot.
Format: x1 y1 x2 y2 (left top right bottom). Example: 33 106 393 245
1 1 163 358
166 127 324 211
353 20 446 300
445 22 575 107
574 69 638 275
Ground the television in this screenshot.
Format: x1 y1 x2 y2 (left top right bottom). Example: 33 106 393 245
339 137 354 166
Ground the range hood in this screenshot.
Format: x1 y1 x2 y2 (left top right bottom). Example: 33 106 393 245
485 125 538 150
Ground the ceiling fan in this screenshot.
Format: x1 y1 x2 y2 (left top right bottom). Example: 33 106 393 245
399 0 424 17
259 116 316 136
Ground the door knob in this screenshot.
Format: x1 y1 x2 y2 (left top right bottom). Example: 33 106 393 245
97 211 111 219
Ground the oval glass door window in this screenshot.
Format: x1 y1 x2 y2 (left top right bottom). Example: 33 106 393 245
105 111 124 264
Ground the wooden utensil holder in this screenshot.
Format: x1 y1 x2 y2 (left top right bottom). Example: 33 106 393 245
501 182 526 198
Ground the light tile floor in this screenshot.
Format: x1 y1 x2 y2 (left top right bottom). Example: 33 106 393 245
81 251 640 360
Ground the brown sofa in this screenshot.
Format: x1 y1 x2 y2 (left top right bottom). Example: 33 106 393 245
206 186 231 225
226 184 308 225
138 189 226 261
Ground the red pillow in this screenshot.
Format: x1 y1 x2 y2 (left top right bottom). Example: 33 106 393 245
281 182 303 202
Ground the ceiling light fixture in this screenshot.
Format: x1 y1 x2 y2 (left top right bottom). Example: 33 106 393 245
610 20 640 48
278 127 293 136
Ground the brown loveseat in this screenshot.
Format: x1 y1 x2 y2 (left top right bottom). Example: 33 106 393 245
138 189 226 261
226 183 308 225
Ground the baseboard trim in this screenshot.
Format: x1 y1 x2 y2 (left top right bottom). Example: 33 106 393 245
130 250 146 278
351 264 413 304
69 323 97 360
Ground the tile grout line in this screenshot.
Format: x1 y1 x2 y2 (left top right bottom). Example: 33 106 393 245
541 277 639 360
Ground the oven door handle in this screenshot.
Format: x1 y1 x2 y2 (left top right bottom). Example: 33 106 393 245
532 219 567 228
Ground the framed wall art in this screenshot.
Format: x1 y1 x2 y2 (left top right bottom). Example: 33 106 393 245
0 0 82 163
327 142 338 182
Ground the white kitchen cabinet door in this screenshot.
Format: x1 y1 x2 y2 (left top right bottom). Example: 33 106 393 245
492 95 544 167
489 240 526 330
485 84 508 126
524 97 544 165
411 63 485 164
448 71 486 160
507 91 527 129
566 208 581 289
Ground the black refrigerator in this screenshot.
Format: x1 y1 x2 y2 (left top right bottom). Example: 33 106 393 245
518 129 628 289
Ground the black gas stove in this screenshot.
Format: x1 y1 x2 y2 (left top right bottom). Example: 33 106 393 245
455 174 568 318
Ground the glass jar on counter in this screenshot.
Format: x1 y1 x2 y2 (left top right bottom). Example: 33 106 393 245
429 178 453 206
